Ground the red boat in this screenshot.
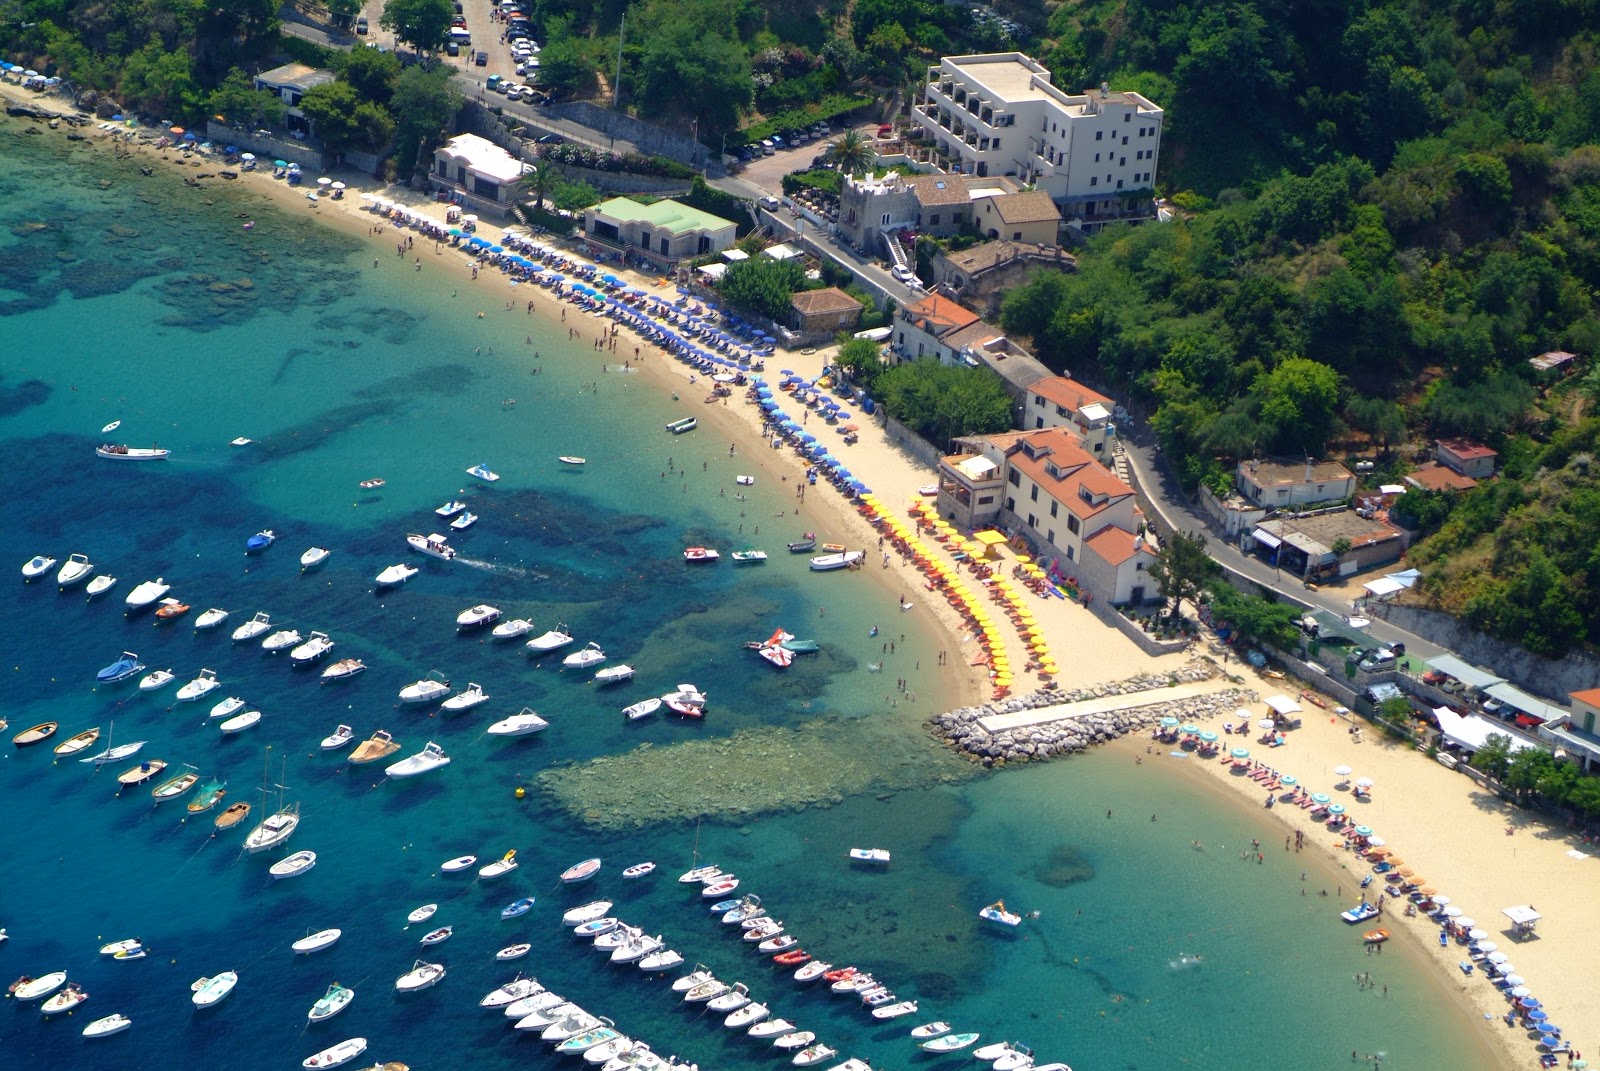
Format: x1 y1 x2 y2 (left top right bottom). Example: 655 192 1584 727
773 950 810 966
823 966 857 983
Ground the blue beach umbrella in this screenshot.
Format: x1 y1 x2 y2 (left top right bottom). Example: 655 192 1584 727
1523 998 1543 1009
490 245 505 254
1230 747 1250 759
1354 825 1373 836
1279 774 1297 786
1159 716 1179 728
1311 792 1331 804
1198 730 1219 742
1328 803 1346 815
1180 723 1200 734
1529 1009 1549 1022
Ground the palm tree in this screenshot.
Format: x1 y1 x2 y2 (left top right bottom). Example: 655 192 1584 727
825 128 876 176
518 160 553 211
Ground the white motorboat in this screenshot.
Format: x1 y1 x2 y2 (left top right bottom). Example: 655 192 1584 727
435 500 468 519
85 574 117 598
307 982 353 1022
456 603 501 630
556 1024 623 1054
191 971 238 1007
398 673 450 704
910 1022 953 1041
516 1001 583 1032
406 533 456 560
269 849 317 879
492 617 534 640
100 938 143 956
300 547 331 571
262 628 303 653
22 554 57 581
450 511 478 531
562 900 615 926
419 925 453 946
526 625 574 653
244 805 300 854
440 853 478 873
809 550 864 571
375 563 418 587
563 641 606 669
595 664 634 684
407 903 438 925
774 1031 817 1051
290 631 335 665
481 977 544 1009
602 1042 668 1071
291 929 342 955
562 857 602 884
231 437 253 447
42 982 89 1015
487 708 548 736
622 698 661 721
748 1018 797 1041
611 933 663 964
793 961 832 984
97 444 169 461
731 549 768 563
504 991 565 1020
11 971 67 1000
683 546 720 563
81 740 147 766
82 1012 133 1038
138 668 175 692
573 918 620 939
721 900 765 924
703 877 740 899
725 1002 770 1029
679 865 721 884
302 1037 367 1069
542 1011 603 1043
991 1050 1035 1071
743 920 783 942
56 553 93 587
921 1033 980 1053
622 861 657 879
441 682 489 712
386 741 450 778
790 1045 837 1067
124 577 170 609
245 530 275 554
662 684 707 717
209 696 246 720
219 709 261 734
671 967 714 993
849 848 891 865
637 949 684 972
194 607 230 630
479 849 519 879
497 943 533 962
872 1000 918 1020
584 1036 635 1065
686 980 734 1006
973 1042 1024 1062
174 669 219 701
320 658 365 682
394 959 445 993
559 456 587 466
465 462 499 482
232 611 272 642
759 934 798 953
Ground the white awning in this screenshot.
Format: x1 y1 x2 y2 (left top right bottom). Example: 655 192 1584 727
1251 528 1282 549
1433 707 1538 754
1502 905 1541 925
721 248 749 261
1264 694 1303 717
1424 655 1504 691
1483 683 1566 722
1362 577 1407 599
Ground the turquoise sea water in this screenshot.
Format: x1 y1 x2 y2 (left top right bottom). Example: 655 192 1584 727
0 124 1494 1071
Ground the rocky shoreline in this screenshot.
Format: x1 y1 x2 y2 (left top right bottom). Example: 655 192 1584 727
929 659 1257 765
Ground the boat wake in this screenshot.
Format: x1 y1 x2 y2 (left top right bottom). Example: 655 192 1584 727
457 558 547 581
1168 954 1204 971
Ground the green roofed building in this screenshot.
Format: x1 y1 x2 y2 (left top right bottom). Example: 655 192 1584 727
584 197 737 271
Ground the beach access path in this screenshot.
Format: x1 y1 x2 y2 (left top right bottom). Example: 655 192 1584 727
977 679 1233 733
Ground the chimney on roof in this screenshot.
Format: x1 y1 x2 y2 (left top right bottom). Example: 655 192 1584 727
1100 81 1110 99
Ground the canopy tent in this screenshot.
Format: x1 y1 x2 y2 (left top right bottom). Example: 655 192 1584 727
1503 904 1542 935
1433 707 1539 755
1483 683 1566 723
1263 694 1304 717
1361 576 1406 599
1424 655 1506 692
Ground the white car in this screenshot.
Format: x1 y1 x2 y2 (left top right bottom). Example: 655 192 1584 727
892 265 917 285
504 85 523 101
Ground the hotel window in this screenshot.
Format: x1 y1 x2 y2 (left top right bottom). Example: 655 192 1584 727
1034 395 1045 407
1090 177 1097 187
1028 514 1038 529
1030 485 1039 502
978 495 994 505
1047 530 1055 544
1094 153 1100 162
1067 516 1080 534
1008 469 1021 487
1050 501 1058 518
929 214 940 225
1095 131 1102 141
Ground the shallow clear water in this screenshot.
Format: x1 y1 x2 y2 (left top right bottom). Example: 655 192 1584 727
0 123 1491 1071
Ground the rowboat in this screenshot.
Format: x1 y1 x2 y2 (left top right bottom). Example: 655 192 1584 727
922 1032 980 1052
292 929 342 954
809 550 864 571
562 857 602 884
151 768 200 802
496 943 532 962
52 727 100 757
622 861 656 879
559 456 587 465
116 759 167 787
302 1037 367 1069
270 850 318 880
214 801 251 829
96 444 170 461
501 897 536 920
419 925 453 947
187 778 226 814
911 1022 953 1041
407 904 438 925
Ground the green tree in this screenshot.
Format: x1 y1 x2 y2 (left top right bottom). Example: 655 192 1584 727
1347 395 1407 452
834 335 886 390
1207 583 1302 650
389 65 460 176
206 67 286 129
380 0 454 52
519 162 555 211
998 270 1072 343
873 359 1014 448
536 37 595 96
341 46 402 107
1469 733 1514 781
1425 374 1534 441
1149 530 1219 623
824 129 876 176
299 82 394 157
629 0 751 126
1250 357 1343 456
121 39 200 119
720 257 807 322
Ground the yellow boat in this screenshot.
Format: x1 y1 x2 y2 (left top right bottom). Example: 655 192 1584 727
13 721 58 747
350 729 401 765
214 801 251 829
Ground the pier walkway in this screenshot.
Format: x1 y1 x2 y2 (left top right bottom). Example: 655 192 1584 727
976 680 1237 734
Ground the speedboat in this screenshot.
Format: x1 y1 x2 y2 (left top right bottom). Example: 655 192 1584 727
922 1033 980 1052
100 939 142 956
722 899 765 924
911 1023 953 1041
622 698 661 721
872 1000 918 1019
684 979 731 1004
290 631 335 665
508 994 570 1025
174 668 220 701
386 740 450 778
154 598 190 621
557 1026 624 1055
302 1037 367 1069
683 546 720 563
543 1012 604 1044
501 897 537 920
487 708 549 736
244 805 300 853
774 1031 817 1051
992 1049 1036 1071
398 673 450 704
11 971 67 1000
85 574 117 598
41 982 89 1015
220 709 261 734
809 550 864 571
209 696 247 720
349 730 400 764
979 901 1022 927
492 617 534 641
611 934 663 965
269 849 317 879
573 918 620 939
191 971 238 1007
637 949 684 971
116 758 167 786
584 1036 635 1065
527 625 574 653
450 511 478 531
231 437 253 447
232 611 272 642
466 463 500 482
22 554 57 581
187 778 226 814
96 651 145 683
662 684 707 717
13 721 58 747
562 857 602 883
671 966 714 993
748 1018 797 1041
56 553 93 587
375 563 418 587
96 444 169 461
602 1042 668 1071
973 1042 1025 1063
194 607 230 630
292 929 342 955
139 668 175 692
790 1044 837 1067
419 925 453 947
562 900 614 926
151 768 200 802
481 977 544 1008
456 604 501 630
441 683 489 713
595 664 634 684
743 920 783 942
849 848 891 865
394 960 445 992
407 533 456 560
321 659 365 683
731 549 768 563
124 577 170 609
559 456 587 466
307 982 353 1022
435 500 468 519
262 628 302 653
496 943 533 962
407 904 438 925
440 854 477 873
245 530 276 554
622 861 656 879
793 961 832 983
479 849 519 879
759 934 798 953
53 727 101 757
82 1012 133 1038
316 725 353 752
563 642 606 669
300 547 331 570
725 1002 770 1029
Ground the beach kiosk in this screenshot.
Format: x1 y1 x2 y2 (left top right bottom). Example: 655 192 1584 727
1502 904 1541 940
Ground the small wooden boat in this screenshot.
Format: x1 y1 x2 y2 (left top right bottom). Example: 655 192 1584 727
1362 928 1391 944
786 533 817 553
359 478 386 489
187 778 226 814
496 943 532 962
214 801 251 829
117 759 167 787
14 721 58 747
154 598 190 621
96 444 169 461
292 929 342 955
559 456 587 466
419 925 453 946
151 768 200 802
53 727 101 757
622 861 656 879
561 857 602 884
440 854 477 873
349 730 400 764
407 903 438 925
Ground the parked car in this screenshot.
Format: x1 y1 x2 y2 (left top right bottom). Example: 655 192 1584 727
486 74 503 91
446 40 460 55
1358 648 1397 672
355 15 368 34
475 50 488 66
891 265 916 284
758 195 781 211
535 133 564 144
1482 695 1506 715
760 139 775 155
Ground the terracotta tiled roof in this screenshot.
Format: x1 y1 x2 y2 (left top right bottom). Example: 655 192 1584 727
1084 525 1146 566
903 294 980 336
906 174 971 207
1570 688 1600 707
1029 376 1114 413
791 287 862 316
1437 439 1498 461
982 190 1061 224
1004 429 1134 519
1404 462 1477 492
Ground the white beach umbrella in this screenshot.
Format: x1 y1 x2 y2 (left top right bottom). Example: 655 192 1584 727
1475 940 1497 952
1443 905 1463 918
1432 894 1452 906
1493 961 1516 975
331 181 346 190
360 191 376 201
1334 764 1353 777
1456 917 1475 929
1366 835 1385 847
240 152 255 161
1486 951 1509 964
1467 929 1488 941
1505 975 1526 987
1355 776 1374 788
1257 719 1277 730
317 176 332 186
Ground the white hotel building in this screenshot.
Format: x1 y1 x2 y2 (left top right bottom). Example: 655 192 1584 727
911 53 1164 231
